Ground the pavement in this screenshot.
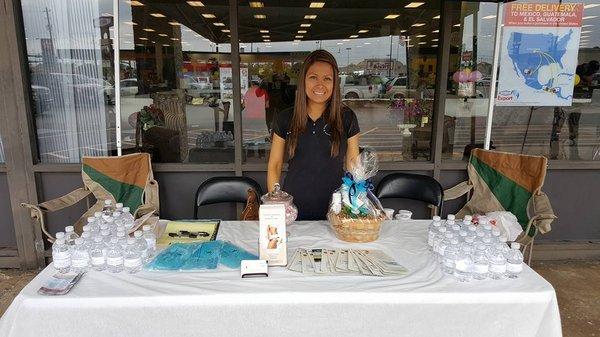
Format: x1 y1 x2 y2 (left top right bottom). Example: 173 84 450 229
0 260 598 336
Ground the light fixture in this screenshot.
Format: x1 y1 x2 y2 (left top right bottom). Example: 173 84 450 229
158 33 168 36
260 29 269 33
169 21 181 26
400 29 407 33
581 30 592 34
349 35 358 38
405 2 425 8
295 35 304 38
263 39 271 42
143 28 155 32
416 34 426 38
262 35 270 38
304 15 317 19
453 23 461 27
431 38 438 42
202 13 216 18
432 44 438 47
482 15 496 19
309 2 325 8
125 21 137 25
222 29 230 33
213 22 226 26
170 38 179 41
418 42 426 45
186 1 204 6
584 4 600 9
300 23 311 27
249 1 264 7
433 15 440 19
412 23 425 27
139 37 148 40
127 1 144 6
432 29 439 33
163 44 170 46
385 14 399 19
298 30 307 33
583 16 598 20
358 29 369 33
294 39 301 42
254 14 266 19
150 13 165 17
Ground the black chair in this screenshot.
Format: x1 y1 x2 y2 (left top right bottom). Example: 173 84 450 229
194 176 264 219
375 173 444 215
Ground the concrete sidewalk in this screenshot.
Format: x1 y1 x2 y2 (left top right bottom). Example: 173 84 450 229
1 261 598 336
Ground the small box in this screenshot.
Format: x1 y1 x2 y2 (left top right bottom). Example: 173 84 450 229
259 204 287 266
240 260 268 278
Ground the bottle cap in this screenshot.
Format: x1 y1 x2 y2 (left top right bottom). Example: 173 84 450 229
110 237 119 244
464 215 473 221
452 225 460 231
116 203 124 209
468 225 477 232
122 207 130 213
477 244 486 250
94 212 102 218
465 236 474 243
447 214 455 220
87 217 95 223
116 231 126 237
65 226 74 232
439 227 447 233
94 236 103 242
104 200 112 205
134 231 142 238
143 225 151 232
55 238 66 245
101 229 110 236
81 232 90 239
511 242 521 250
75 238 84 245
432 215 441 222
127 238 136 245
55 232 65 239
112 212 121 217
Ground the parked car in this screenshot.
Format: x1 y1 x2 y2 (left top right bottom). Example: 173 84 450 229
384 76 412 98
339 74 388 99
120 78 138 96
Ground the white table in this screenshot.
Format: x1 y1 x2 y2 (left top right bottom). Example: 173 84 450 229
0 220 562 337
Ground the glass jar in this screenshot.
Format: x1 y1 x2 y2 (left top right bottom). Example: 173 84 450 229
261 183 298 226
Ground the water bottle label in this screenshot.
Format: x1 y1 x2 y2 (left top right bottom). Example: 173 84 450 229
507 263 522 273
91 256 105 265
490 264 507 273
455 260 472 272
107 256 124 266
124 257 142 268
53 257 71 268
72 259 89 268
473 264 489 274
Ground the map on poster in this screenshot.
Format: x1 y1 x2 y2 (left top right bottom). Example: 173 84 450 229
496 3 583 106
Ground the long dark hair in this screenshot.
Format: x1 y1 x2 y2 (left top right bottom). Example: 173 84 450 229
287 49 343 158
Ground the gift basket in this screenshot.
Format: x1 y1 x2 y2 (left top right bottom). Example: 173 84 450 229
327 148 386 243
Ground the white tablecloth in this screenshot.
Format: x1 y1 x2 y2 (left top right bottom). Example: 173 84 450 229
0 220 562 337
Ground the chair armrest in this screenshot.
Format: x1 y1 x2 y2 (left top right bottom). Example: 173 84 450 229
443 181 473 201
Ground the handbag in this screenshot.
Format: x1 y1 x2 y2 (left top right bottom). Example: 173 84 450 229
240 188 259 220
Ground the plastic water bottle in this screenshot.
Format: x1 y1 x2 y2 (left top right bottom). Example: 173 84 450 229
461 215 473 228
101 229 112 245
115 202 124 212
116 230 128 250
102 199 114 216
454 245 474 282
52 238 71 273
134 230 149 262
472 244 490 280
437 232 455 263
64 226 79 245
428 216 442 249
458 230 468 242
432 227 447 255
55 231 65 241
461 236 475 250
451 224 461 234
482 237 492 251
467 224 477 236
506 242 524 278
89 236 106 271
121 207 135 230
70 238 90 273
442 238 459 274
488 243 507 280
106 238 124 273
81 231 92 251
447 214 456 223
142 225 157 259
491 229 501 242
124 238 143 274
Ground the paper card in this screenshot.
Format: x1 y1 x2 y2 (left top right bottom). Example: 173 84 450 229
38 272 84 296
287 249 303 272
259 204 287 266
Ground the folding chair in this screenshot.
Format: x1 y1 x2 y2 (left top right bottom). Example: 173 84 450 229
444 149 557 264
22 153 160 242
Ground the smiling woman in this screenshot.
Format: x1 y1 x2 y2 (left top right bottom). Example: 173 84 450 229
267 50 360 221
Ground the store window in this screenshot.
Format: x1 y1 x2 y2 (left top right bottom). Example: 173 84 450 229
21 0 116 163
118 0 232 163
442 1 500 161
238 2 440 163
491 0 600 161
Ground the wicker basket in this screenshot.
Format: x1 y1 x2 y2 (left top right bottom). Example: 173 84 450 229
327 211 385 243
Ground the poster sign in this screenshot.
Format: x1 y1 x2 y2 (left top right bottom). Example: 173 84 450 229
496 3 583 106
219 67 248 100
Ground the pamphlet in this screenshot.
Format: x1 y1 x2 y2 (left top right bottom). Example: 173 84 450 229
157 220 220 245
38 272 84 296
259 204 287 266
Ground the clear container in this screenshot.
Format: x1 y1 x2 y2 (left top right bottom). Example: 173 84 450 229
124 238 142 274
261 183 298 226
89 236 106 271
454 245 474 282
52 238 71 273
506 242 524 278
142 225 157 259
106 237 124 273
487 243 507 280
442 238 460 274
472 244 490 280
71 238 90 273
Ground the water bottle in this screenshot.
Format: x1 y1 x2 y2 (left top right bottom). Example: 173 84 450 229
461 215 473 228
116 230 128 250
458 230 468 242
506 242 524 278
121 207 135 230
115 202 124 212
437 232 455 263
101 229 112 245
482 237 492 251
461 236 475 250
134 230 149 263
142 225 157 259
70 238 90 273
472 244 490 280
447 214 456 222
52 238 71 273
432 227 447 255
124 238 143 273
89 236 106 271
55 231 65 241
467 224 477 237
488 243 507 280
106 237 124 273
491 229 501 242
64 226 79 246
428 216 442 249
451 224 461 234
454 245 474 282
81 231 92 251
102 199 114 216
442 238 459 274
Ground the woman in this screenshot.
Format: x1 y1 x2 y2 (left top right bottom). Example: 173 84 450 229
267 50 360 220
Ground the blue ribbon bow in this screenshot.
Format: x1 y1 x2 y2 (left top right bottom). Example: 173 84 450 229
342 172 374 212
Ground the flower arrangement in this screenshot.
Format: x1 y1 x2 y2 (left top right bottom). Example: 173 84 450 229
389 98 431 125
139 105 165 131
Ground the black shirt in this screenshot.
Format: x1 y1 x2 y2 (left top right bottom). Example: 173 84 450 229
273 105 360 220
